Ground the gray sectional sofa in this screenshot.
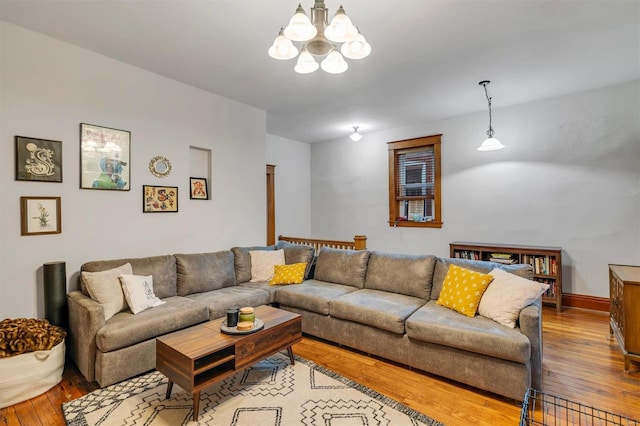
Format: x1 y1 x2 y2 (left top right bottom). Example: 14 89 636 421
67 242 540 402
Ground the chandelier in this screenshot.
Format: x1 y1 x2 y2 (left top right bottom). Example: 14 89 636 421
268 1 371 74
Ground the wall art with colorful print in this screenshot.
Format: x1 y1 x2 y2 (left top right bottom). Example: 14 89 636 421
143 185 178 212
80 123 130 190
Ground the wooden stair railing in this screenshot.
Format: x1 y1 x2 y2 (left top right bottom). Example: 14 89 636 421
278 235 367 251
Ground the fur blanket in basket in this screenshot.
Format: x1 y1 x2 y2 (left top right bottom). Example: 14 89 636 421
0 318 66 358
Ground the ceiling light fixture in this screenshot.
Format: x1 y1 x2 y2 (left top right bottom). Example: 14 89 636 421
349 126 362 141
477 80 505 151
269 1 371 74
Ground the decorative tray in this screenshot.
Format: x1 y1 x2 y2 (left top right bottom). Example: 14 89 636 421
220 318 264 335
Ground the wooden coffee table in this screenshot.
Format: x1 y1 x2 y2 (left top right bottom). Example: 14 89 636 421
156 305 302 421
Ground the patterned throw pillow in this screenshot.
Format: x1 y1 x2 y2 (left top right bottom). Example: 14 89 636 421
270 263 307 285
119 274 166 314
436 264 494 317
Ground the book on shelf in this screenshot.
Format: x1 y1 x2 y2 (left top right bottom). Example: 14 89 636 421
453 250 480 260
489 257 517 264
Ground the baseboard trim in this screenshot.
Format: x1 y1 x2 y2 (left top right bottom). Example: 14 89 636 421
562 293 609 312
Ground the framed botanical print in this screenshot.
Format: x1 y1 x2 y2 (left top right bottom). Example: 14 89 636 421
80 123 130 190
15 136 63 182
143 185 178 212
20 196 62 236
189 177 208 200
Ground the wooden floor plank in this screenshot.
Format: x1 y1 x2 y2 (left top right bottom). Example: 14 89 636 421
2 306 639 426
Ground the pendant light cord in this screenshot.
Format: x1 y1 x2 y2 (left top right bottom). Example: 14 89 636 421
482 82 494 138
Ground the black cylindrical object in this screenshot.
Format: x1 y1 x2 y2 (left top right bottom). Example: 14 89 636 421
43 261 67 329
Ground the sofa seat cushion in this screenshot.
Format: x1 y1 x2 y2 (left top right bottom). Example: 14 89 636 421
406 300 530 364
329 289 425 334
275 279 358 315
238 281 278 302
96 296 208 352
186 286 271 320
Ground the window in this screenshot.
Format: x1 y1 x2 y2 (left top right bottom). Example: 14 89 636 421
388 134 442 228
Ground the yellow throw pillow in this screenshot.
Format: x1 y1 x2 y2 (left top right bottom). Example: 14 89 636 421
436 264 494 317
269 263 307 285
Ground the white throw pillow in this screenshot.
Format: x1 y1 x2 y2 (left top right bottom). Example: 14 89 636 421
478 268 549 328
81 263 133 321
119 274 166 314
249 249 285 282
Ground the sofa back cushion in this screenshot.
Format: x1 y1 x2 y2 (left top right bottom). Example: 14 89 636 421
431 257 534 300
364 251 436 299
80 255 177 299
276 240 315 279
314 247 371 288
175 251 236 296
231 246 275 283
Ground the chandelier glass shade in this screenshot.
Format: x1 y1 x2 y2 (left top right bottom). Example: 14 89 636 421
269 1 371 74
477 80 505 151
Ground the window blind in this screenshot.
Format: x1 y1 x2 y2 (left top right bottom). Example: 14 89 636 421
394 146 435 200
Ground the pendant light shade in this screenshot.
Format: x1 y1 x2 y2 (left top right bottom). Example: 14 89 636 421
325 5 358 43
283 4 317 41
478 80 505 151
294 47 319 74
268 28 299 60
478 137 505 151
341 30 371 59
320 49 348 74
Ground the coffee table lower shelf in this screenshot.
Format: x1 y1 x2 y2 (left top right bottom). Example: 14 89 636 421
156 306 302 421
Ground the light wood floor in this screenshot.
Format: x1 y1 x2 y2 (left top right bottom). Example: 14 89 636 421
2 306 639 425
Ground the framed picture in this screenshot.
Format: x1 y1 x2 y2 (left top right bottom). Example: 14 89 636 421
189 177 208 200
143 185 178 212
20 196 62 236
15 136 63 182
80 123 130 190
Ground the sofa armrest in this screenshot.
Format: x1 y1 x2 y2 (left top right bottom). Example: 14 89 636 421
519 299 543 391
67 290 105 383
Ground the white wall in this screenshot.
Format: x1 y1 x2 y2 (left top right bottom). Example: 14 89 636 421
266 134 311 238
311 81 640 298
0 22 267 318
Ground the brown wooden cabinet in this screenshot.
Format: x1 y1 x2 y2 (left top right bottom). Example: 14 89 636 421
609 264 640 373
450 241 563 312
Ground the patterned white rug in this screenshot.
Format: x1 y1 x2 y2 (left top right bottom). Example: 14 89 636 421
63 352 443 425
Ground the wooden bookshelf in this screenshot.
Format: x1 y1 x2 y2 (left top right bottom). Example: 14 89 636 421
450 241 563 312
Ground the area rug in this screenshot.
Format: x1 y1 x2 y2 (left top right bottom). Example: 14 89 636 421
62 352 444 425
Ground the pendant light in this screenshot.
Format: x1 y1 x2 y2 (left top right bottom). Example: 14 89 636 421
478 80 505 151
349 126 362 141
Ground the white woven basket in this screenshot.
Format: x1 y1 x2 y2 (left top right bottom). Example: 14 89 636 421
0 340 65 408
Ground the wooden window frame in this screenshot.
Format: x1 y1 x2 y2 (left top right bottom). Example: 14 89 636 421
388 134 442 228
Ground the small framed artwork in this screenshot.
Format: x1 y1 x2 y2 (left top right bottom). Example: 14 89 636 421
189 177 208 200
80 123 131 191
20 196 62 236
15 136 63 182
143 185 178 212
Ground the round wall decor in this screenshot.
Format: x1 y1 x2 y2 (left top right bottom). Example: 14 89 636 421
149 156 172 178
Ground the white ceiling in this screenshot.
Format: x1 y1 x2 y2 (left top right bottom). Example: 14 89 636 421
1 0 638 143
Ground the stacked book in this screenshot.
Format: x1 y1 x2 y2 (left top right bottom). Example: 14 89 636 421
489 253 517 264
